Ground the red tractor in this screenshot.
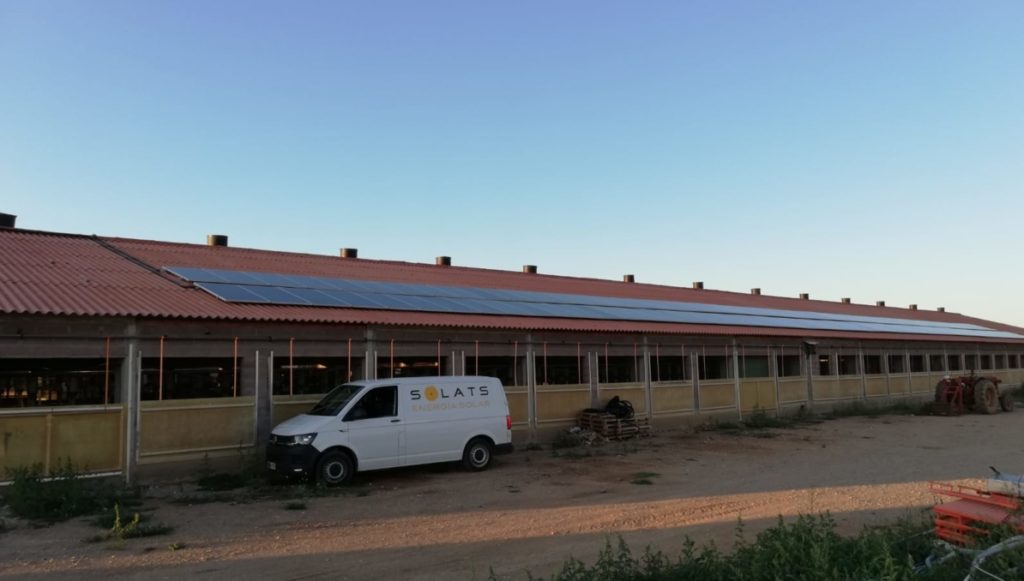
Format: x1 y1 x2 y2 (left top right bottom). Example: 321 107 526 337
934 373 1015 415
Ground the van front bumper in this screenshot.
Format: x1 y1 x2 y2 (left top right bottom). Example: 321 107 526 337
266 443 319 475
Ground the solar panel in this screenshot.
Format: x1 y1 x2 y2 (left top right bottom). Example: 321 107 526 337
164 266 1024 339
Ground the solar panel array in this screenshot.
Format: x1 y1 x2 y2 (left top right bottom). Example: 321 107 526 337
165 266 1023 339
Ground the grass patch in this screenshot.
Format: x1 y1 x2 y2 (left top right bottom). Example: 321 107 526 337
507 513 985 580
3 461 136 523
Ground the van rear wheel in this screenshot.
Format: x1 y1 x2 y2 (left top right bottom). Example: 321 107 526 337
316 451 354 485
462 438 493 471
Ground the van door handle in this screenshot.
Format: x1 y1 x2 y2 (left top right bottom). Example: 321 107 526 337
390 419 401 423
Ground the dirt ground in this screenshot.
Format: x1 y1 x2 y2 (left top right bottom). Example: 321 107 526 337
2 411 1023 580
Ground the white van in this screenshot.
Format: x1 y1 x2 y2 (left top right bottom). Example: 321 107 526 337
266 376 513 484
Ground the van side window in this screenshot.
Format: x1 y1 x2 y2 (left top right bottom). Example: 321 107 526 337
344 386 397 421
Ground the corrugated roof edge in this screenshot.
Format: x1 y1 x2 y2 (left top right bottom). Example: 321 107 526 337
3 226 1023 340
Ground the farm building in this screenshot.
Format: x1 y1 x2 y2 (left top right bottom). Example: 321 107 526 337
1 212 1023 480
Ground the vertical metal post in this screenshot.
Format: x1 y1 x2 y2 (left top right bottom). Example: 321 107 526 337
158 336 165 401
642 339 653 421
104 337 111 405
525 335 537 441
253 349 260 445
288 338 295 395
691 347 700 412
772 346 781 414
732 341 742 420
233 337 239 398
124 345 140 486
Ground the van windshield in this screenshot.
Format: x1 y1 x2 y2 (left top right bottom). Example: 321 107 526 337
308 384 364 416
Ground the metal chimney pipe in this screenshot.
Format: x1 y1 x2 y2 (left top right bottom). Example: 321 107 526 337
0 213 16 229
207 234 228 247
623 274 635 283
523 265 537 274
750 288 761 295
692 281 704 290
841 298 851 304
340 248 358 259
435 256 451 267
800 293 809 300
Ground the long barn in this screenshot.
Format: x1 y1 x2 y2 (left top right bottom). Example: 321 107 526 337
2 213 1023 478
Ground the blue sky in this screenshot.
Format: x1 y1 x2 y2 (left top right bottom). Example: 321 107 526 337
2 1 1023 325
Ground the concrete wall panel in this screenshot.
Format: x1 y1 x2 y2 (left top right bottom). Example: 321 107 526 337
506 390 529 425
140 397 255 456
536 386 589 423
0 415 48 473
777 379 806 403
651 382 694 413
50 410 121 471
864 377 888 397
698 381 735 409
739 379 777 412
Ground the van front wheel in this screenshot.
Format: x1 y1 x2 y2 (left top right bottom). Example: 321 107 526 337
462 438 493 471
317 451 354 485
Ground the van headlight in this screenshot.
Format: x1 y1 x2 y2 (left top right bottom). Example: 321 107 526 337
293 433 317 446
273 433 316 446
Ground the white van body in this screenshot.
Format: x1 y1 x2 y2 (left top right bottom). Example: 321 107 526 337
266 376 513 483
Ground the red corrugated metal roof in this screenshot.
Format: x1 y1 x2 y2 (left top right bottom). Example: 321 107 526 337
2 228 1023 343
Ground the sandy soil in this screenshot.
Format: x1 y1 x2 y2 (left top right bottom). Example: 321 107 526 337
2 412 1022 580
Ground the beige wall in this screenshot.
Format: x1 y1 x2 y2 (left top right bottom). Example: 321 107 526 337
0 406 122 475
140 397 255 458
651 381 694 414
699 380 735 409
738 378 777 412
536 385 590 424
778 378 807 404
864 376 888 397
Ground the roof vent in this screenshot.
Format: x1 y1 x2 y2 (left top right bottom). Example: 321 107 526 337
876 300 886 307
0 213 16 229
841 298 851 304
435 256 451 267
340 248 358 259
909 304 918 310
206 234 228 247
623 274 635 283
799 293 809 300
937 307 946 313
523 264 537 274
750 288 761 295
692 281 704 290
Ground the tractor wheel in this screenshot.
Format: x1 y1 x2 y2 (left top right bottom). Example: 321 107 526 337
934 380 948 403
973 379 1000 414
1000 392 1015 412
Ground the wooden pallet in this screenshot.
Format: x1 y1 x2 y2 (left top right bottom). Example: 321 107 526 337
577 411 651 440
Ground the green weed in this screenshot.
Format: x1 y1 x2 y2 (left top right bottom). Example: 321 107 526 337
508 514 974 580
3 461 126 523
84 503 173 543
